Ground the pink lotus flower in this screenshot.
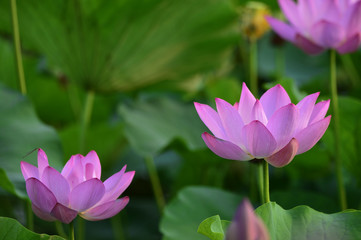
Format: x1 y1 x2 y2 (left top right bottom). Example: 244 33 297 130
266 0 361 54
20 149 135 223
226 199 269 240
194 83 331 167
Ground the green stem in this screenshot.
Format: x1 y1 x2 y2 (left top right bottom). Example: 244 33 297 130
111 214 125 240
26 200 33 231
76 218 84 240
79 90 95 154
69 221 75 240
10 0 27 95
257 163 264 203
144 156 166 213
249 40 258 96
55 221 67 238
263 160 270 203
330 50 347 210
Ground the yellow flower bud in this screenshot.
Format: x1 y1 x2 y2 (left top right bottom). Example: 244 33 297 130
240 2 270 41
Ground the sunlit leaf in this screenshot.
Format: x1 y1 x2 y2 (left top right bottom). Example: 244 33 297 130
256 202 361 240
197 215 230 240
12 0 239 92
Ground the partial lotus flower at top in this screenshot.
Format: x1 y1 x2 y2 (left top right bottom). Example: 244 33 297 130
194 83 331 167
266 0 361 54
226 199 269 240
20 149 135 224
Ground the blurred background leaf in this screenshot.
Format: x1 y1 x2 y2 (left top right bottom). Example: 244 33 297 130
0 86 63 198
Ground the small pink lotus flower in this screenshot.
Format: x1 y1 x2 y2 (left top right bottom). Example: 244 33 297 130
20 149 135 223
194 83 330 167
226 199 269 240
266 0 361 54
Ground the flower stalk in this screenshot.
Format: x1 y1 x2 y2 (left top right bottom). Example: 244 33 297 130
263 160 270 203
10 0 27 95
330 50 347 210
145 156 166 213
69 221 75 240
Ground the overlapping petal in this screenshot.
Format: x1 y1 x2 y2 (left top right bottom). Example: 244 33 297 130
267 0 361 54
195 82 330 167
21 150 134 223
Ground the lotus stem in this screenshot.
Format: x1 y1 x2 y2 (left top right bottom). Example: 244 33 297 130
111 214 125 240
55 221 67 238
263 160 270 203
26 200 33 231
10 0 27 95
249 40 258 96
79 90 95 154
69 221 75 240
258 163 264 203
144 156 166 213
330 50 347 210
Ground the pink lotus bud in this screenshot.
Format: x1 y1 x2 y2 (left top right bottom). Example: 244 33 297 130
20 149 135 223
226 199 269 240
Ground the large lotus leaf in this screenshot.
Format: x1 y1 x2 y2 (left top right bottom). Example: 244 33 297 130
0 86 63 198
256 202 361 240
9 0 239 92
160 186 241 240
119 97 206 157
0 217 64 240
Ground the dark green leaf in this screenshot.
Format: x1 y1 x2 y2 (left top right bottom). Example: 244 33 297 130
0 217 64 240
160 186 241 240
0 86 63 198
197 215 230 240
119 97 206 156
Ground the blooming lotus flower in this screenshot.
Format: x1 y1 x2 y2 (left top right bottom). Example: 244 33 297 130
20 149 135 223
194 83 331 167
226 199 269 240
266 0 361 54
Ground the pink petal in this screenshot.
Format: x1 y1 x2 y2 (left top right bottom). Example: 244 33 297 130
37 149 49 177
69 178 105 212
308 100 330 125
202 132 252 161
238 82 256 124
32 204 56 222
251 100 268 125
278 0 302 29
265 138 299 167
266 103 298 150
265 16 297 43
216 98 244 146
41 166 70 206
259 84 291 119
50 203 78 224
310 20 344 48
337 33 361 54
20 161 39 180
82 151 101 179
295 34 324 55
97 167 135 205
343 1 361 37
26 178 57 213
295 92 319 132
298 0 314 30
295 116 331 154
61 154 84 189
240 121 277 158
194 102 227 139
81 197 129 221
